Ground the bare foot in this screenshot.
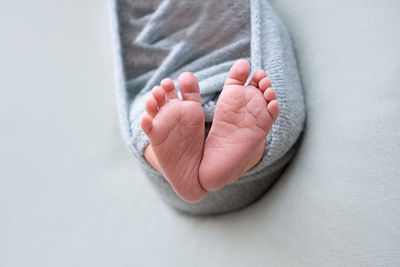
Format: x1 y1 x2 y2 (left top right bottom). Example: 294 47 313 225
140 72 207 202
199 59 280 191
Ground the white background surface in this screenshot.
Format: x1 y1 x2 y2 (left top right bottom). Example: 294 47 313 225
1 0 400 266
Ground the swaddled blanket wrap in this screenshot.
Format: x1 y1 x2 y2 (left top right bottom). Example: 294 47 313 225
111 0 305 214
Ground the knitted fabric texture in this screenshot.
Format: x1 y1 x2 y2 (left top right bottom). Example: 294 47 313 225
110 0 305 214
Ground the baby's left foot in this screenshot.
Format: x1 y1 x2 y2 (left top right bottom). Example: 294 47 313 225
199 59 280 191
140 73 207 202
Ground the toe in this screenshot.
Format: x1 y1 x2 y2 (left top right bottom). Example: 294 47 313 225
248 69 267 87
152 86 166 107
267 100 280 121
140 113 153 135
161 78 178 100
178 72 201 103
224 59 251 86
264 87 277 102
259 77 271 92
145 95 158 118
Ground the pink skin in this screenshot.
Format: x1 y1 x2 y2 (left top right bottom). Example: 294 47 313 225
140 73 207 202
199 59 280 191
141 59 280 202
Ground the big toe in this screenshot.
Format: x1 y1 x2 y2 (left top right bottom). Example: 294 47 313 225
225 59 251 86
178 72 201 103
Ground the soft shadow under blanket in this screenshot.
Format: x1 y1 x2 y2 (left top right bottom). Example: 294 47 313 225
111 0 305 214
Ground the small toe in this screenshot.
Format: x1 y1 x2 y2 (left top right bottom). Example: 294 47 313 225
145 95 159 118
225 59 251 86
178 72 201 103
267 100 280 121
152 86 166 107
161 78 178 100
259 77 271 92
264 87 277 102
140 113 153 135
248 69 267 88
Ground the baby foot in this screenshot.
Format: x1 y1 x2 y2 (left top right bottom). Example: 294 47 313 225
199 59 280 191
140 73 207 202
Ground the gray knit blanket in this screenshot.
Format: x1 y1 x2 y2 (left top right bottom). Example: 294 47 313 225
111 0 305 213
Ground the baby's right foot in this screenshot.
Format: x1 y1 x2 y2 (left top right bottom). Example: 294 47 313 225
140 73 207 202
199 59 280 191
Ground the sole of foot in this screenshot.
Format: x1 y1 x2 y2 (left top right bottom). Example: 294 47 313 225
140 72 207 202
199 59 280 191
